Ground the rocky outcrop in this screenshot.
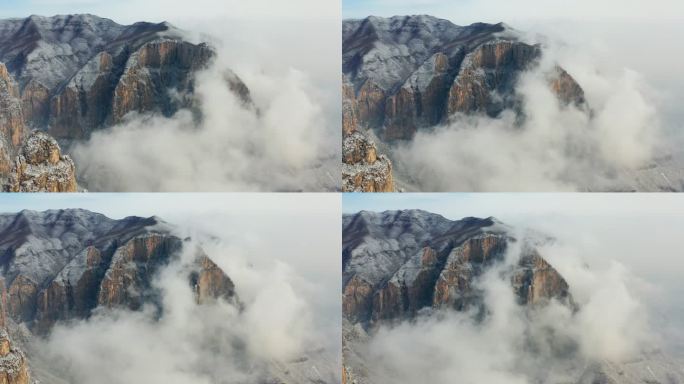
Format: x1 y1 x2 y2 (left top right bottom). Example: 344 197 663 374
342 80 395 192
343 16 585 142
0 282 31 384
512 251 572 306
5 131 77 192
191 254 237 305
342 210 571 326
342 131 394 192
0 330 30 384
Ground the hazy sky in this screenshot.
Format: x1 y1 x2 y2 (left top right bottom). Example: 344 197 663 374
343 193 684 219
0 0 339 23
0 193 338 220
343 0 684 22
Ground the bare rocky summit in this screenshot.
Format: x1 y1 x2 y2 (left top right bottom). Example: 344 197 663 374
341 15 586 191
342 131 393 192
5 131 77 192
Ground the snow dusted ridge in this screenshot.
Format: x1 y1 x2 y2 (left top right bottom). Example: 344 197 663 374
343 15 517 92
0 14 184 90
0 13 225 142
0 208 172 286
342 209 505 287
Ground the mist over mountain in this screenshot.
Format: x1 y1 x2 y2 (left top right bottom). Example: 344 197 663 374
0 14 339 192
0 208 337 384
342 15 667 192
342 209 684 384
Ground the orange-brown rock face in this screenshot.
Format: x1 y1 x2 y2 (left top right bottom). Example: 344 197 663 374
343 211 574 328
549 66 586 107
192 255 237 305
0 281 6 330
342 82 359 136
343 275 374 322
35 247 104 333
447 41 540 117
0 330 30 384
356 81 386 129
512 252 571 306
343 16 586 145
433 235 508 309
20 81 50 129
7 275 38 323
383 52 453 141
111 41 214 125
98 234 182 309
342 131 394 192
0 63 24 150
6 131 77 192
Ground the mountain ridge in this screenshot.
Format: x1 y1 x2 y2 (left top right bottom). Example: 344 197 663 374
0 208 237 383
341 15 585 192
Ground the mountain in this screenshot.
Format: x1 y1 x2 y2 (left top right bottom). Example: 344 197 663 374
342 210 569 325
342 210 683 384
341 15 585 191
0 14 253 191
0 208 236 383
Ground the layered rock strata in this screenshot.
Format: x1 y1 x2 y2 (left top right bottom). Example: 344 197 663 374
342 210 570 325
342 15 585 141
0 209 237 335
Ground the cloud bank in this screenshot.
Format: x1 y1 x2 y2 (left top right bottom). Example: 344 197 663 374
68 14 340 192
30 215 340 383
393 35 663 191
364 238 654 384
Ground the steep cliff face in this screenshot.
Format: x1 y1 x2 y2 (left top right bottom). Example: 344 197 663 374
0 14 258 191
0 14 252 144
342 15 585 142
5 131 77 192
342 210 570 326
0 209 237 336
342 82 395 192
0 280 30 383
0 15 233 141
0 64 23 151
